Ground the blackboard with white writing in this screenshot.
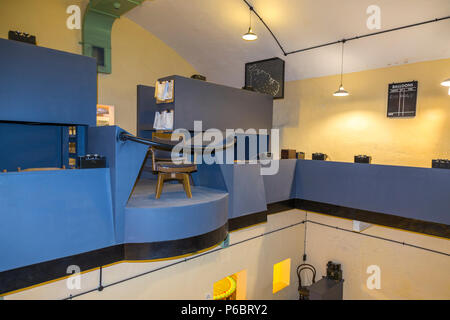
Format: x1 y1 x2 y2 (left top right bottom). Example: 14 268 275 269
245 57 285 99
387 81 418 118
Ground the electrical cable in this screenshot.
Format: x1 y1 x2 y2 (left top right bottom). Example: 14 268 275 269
302 211 307 261
339 41 345 86
286 16 450 56
240 0 450 57
242 0 287 55
306 219 450 257
63 220 306 300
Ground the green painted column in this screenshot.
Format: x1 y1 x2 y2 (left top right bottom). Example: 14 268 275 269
82 0 145 74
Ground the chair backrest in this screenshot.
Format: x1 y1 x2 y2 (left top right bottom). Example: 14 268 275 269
148 134 194 172
152 135 184 160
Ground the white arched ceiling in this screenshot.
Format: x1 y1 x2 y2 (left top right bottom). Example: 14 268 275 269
127 0 450 88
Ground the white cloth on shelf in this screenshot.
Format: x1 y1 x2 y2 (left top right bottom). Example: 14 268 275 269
153 111 162 130
153 110 174 130
164 110 174 130
155 80 174 101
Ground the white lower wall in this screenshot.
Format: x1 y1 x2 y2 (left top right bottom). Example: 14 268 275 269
304 212 450 300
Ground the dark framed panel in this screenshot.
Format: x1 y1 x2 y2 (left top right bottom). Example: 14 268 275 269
245 57 285 99
387 81 418 118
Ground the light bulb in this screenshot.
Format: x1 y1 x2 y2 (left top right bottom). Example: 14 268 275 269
441 78 450 87
333 85 349 97
243 28 258 41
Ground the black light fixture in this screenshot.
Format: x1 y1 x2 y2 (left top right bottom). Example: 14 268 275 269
333 40 349 97
242 7 258 41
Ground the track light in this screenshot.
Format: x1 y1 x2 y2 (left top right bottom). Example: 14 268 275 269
441 78 450 87
243 28 258 41
333 41 349 97
243 8 257 41
333 85 349 97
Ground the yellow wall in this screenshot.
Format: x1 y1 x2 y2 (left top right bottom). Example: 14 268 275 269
274 59 450 168
0 0 197 133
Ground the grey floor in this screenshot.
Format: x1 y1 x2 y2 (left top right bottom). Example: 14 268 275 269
127 178 228 209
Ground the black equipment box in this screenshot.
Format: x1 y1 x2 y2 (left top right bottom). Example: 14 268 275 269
281 149 296 159
355 155 371 164
309 278 344 300
312 153 327 161
191 74 206 81
432 159 450 169
326 261 343 281
77 155 106 169
9 31 36 45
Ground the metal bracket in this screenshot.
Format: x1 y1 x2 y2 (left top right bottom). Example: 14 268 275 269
352 220 372 232
220 234 230 248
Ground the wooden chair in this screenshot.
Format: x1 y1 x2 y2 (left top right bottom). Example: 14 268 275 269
149 136 197 199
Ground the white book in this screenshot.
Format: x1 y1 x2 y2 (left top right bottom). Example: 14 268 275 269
153 111 162 130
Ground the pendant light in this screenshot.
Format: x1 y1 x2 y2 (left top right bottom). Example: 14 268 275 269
333 41 349 97
441 78 450 95
243 8 258 41
441 78 450 87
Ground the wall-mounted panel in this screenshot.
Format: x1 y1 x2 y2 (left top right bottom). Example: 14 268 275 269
0 123 63 172
156 76 273 131
0 39 97 126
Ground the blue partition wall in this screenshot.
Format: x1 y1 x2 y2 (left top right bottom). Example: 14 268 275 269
0 39 97 126
263 160 297 204
87 126 149 243
0 39 96 172
0 169 115 272
294 160 450 226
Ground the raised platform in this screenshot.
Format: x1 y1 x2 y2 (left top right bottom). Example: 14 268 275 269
127 178 228 208
124 178 229 249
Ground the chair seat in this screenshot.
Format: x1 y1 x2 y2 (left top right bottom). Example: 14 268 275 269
156 162 197 173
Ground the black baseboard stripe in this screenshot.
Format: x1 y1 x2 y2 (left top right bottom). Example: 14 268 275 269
293 199 450 239
264 199 449 239
228 211 267 232
124 224 228 261
267 199 296 215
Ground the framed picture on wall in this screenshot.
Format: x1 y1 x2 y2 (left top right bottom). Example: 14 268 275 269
245 57 285 99
97 105 115 126
387 81 418 118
